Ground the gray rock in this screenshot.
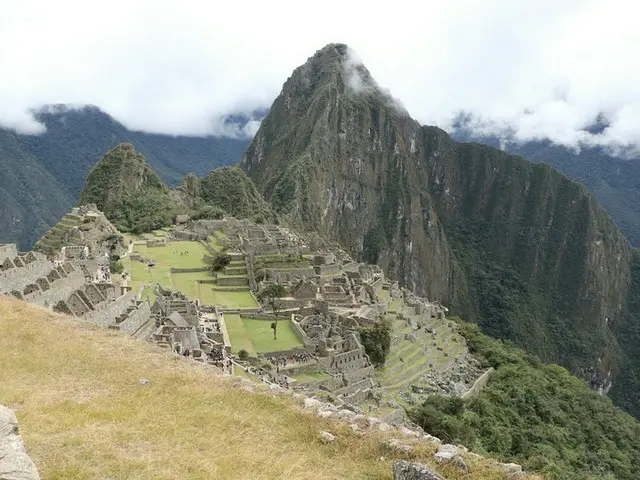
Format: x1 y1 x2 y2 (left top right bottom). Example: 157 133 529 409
335 409 356 419
385 439 414 454
496 462 524 479
316 410 334 419
392 460 445 480
303 398 323 410
399 426 419 438
434 444 468 472
450 455 468 472
377 422 393 432
423 434 441 444
434 443 460 461
0 405 41 480
319 431 335 443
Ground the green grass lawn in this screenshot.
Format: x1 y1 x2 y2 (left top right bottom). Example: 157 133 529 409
292 371 329 383
243 317 303 352
206 289 258 309
207 235 223 252
224 314 256 355
224 315 303 354
172 272 214 301
127 240 258 309
144 241 208 268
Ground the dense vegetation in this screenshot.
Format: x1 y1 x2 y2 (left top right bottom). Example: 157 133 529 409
452 127 640 247
610 249 640 418
0 105 250 249
0 130 73 248
357 320 392 367
78 143 182 233
410 321 640 480
198 167 276 223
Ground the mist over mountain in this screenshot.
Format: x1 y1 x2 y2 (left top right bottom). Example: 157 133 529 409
0 105 251 249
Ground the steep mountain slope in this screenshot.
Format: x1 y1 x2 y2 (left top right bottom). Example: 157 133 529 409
197 167 277 223
78 143 181 233
0 105 250 249
0 130 73 248
451 129 640 247
242 44 636 401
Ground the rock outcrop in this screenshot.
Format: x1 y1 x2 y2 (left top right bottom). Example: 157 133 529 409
392 460 446 480
0 405 40 480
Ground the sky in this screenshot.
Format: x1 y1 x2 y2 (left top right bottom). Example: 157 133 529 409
1 0 639 151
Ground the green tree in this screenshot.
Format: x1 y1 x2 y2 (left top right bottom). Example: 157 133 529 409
258 283 287 340
357 320 391 367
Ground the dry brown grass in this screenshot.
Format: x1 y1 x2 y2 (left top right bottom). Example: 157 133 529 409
0 297 535 479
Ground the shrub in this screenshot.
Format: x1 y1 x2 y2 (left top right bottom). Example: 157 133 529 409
357 320 391 367
238 349 249 361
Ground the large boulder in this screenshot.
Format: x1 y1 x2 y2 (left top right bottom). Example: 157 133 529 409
392 460 446 480
0 405 40 480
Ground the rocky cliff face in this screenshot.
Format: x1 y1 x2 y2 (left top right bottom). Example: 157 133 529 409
242 44 633 389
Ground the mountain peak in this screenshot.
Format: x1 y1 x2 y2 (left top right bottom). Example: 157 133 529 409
281 43 398 109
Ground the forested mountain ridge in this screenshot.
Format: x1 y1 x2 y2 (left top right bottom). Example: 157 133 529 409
241 43 638 405
0 105 250 249
451 128 640 247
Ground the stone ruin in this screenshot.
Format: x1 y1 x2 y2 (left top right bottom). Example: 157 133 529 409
0 212 153 341
150 286 231 372
2 210 490 413
34 204 124 259
291 312 377 403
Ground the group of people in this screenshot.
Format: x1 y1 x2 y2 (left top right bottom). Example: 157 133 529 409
98 265 111 282
268 352 315 368
202 322 221 333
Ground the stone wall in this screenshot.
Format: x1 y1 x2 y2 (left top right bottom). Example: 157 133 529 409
119 302 152 335
0 243 18 260
314 264 341 276
24 270 86 308
84 292 134 327
217 276 249 286
171 267 209 273
342 365 375 384
0 256 52 294
461 368 494 399
370 276 384 295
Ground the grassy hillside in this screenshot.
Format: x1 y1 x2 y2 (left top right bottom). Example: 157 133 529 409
0 297 522 480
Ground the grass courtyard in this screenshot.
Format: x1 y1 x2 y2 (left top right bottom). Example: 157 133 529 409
125 240 257 309
224 314 304 355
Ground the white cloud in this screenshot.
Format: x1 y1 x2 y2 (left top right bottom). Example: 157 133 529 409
0 0 638 150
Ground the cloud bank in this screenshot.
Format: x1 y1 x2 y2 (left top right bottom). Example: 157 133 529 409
1 0 638 151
